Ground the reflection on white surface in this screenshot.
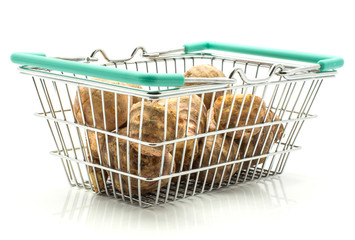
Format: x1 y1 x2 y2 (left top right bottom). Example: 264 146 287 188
54 176 295 234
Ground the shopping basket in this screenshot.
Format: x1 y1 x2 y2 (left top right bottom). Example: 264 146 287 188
11 41 343 207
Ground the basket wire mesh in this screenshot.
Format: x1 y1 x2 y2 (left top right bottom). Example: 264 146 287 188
21 51 326 207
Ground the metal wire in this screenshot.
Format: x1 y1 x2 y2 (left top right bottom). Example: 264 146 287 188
22 51 333 207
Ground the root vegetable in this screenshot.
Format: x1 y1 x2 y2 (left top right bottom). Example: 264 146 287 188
153 95 207 173
100 128 174 195
213 94 267 139
194 134 240 184
73 78 140 159
129 101 186 156
184 64 231 109
239 110 284 169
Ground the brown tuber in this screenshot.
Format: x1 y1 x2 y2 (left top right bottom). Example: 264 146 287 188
184 64 231 109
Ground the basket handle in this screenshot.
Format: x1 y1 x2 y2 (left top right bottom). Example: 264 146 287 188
10 52 185 87
184 41 344 71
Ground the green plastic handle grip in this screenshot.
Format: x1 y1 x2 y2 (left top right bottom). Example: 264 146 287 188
184 41 344 71
10 52 185 87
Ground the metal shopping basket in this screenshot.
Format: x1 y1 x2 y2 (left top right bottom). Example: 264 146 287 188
11 41 344 207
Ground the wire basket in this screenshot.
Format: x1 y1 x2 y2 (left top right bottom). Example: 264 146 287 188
11 42 343 207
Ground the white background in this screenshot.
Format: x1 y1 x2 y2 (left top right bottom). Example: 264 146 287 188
1 0 354 239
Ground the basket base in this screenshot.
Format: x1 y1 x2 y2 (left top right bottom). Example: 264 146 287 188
88 167 279 208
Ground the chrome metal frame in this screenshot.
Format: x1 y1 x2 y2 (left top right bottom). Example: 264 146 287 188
17 47 332 207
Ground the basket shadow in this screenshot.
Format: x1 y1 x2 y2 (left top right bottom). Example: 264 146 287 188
56 175 295 233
